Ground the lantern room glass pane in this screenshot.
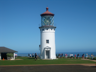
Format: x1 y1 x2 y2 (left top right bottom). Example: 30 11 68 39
41 16 54 26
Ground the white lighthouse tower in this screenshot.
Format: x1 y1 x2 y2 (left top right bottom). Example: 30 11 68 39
39 7 56 59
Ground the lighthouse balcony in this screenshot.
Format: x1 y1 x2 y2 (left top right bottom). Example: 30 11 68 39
39 25 56 29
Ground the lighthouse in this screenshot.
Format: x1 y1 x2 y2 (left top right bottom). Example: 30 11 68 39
39 7 56 59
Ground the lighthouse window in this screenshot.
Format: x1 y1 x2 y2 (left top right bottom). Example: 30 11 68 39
42 29 44 31
46 40 49 43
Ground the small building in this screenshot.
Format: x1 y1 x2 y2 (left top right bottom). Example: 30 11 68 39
0 47 17 60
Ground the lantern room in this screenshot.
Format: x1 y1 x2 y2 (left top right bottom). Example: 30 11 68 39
40 7 54 26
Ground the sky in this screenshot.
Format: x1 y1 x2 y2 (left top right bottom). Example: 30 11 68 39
0 0 96 53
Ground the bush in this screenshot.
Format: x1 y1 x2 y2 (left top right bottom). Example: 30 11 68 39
7 53 13 57
93 57 96 60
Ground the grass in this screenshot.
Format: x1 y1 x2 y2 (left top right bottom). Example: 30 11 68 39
0 57 96 65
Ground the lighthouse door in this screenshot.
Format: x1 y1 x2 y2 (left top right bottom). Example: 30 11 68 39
46 51 50 59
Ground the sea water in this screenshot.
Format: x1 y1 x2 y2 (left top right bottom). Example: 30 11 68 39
16 52 96 57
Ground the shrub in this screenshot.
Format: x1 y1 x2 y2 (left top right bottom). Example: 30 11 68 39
7 53 13 57
93 57 96 60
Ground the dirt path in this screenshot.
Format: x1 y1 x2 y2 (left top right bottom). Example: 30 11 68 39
0 64 96 67
81 59 96 62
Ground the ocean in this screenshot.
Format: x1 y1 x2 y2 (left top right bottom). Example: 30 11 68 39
16 52 96 57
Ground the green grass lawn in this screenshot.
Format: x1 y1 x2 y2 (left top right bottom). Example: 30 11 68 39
0 57 96 65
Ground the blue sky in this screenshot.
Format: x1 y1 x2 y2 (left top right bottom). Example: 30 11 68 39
0 0 96 53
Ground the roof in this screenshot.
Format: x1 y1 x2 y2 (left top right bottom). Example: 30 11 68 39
41 7 54 16
0 47 17 53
